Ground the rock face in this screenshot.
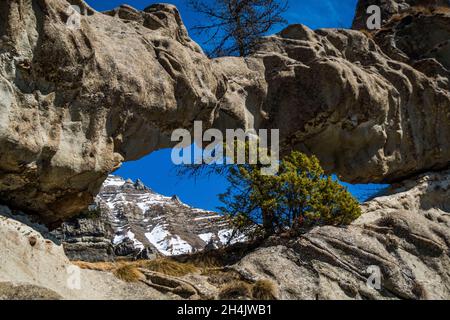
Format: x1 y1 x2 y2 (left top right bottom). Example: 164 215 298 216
234 170 450 299
52 212 116 262
352 0 450 30
215 15 450 185
373 6 450 70
0 0 449 301
0 205 166 300
0 0 224 225
1 0 450 223
55 175 242 262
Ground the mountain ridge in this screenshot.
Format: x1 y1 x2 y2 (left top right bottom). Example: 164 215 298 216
54 175 244 262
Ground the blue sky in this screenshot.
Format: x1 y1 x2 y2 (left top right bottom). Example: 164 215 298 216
84 0 388 210
85 0 359 44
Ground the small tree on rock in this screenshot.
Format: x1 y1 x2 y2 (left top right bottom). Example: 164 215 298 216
219 151 362 238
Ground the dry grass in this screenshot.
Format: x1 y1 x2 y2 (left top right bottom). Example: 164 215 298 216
140 258 198 277
359 29 375 39
187 254 224 270
74 257 200 278
73 261 116 272
217 278 278 300
252 280 278 300
113 264 143 283
433 6 450 14
218 281 253 300
73 260 143 283
73 259 279 300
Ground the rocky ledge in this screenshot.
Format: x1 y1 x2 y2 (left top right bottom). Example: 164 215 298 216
0 205 167 300
1 169 448 300
235 170 450 299
0 0 449 300
0 0 449 224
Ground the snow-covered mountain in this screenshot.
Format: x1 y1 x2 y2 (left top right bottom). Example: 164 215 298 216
57 175 244 261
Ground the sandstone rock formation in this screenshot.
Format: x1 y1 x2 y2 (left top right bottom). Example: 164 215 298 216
2 169 448 300
234 170 450 299
0 205 167 300
352 0 450 30
1 0 450 223
215 15 450 184
0 0 224 225
0 0 449 301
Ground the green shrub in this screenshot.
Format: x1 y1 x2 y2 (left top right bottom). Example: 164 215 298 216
220 150 362 238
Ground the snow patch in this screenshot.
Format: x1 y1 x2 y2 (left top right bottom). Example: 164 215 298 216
113 234 125 245
199 232 214 243
145 225 193 256
218 229 232 245
112 230 144 251
127 230 145 250
218 229 247 245
194 215 222 221
103 176 126 187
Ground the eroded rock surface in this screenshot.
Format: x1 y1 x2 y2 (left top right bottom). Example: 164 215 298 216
352 0 450 30
0 205 166 300
0 0 449 223
215 18 450 184
233 170 450 299
0 0 224 224
0 0 449 300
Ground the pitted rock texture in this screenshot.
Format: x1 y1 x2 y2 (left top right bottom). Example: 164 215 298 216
0 0 450 223
215 19 450 183
0 205 166 300
233 170 450 300
373 6 450 69
352 0 450 30
0 0 224 224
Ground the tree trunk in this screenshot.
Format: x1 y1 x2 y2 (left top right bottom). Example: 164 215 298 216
262 210 275 236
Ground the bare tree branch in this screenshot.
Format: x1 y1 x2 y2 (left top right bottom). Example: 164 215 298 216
189 0 289 57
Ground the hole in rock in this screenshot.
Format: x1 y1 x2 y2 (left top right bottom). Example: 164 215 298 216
114 144 391 213
114 144 228 211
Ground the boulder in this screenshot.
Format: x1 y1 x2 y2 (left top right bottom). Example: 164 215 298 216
0 205 166 300
0 0 224 224
0 0 449 224
233 170 450 299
